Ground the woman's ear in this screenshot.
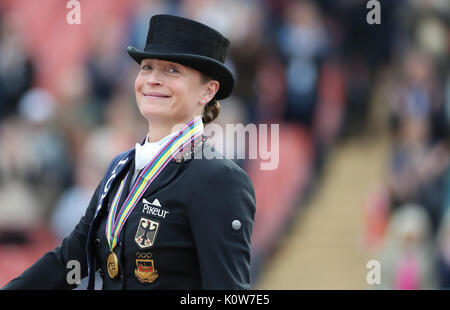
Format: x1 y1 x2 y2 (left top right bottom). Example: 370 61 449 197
201 80 220 104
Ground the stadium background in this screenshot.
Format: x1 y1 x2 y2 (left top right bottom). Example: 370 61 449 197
0 0 449 289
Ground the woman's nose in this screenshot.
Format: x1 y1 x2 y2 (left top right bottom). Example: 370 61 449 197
145 69 164 85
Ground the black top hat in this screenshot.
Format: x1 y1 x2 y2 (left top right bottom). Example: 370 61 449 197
127 14 235 100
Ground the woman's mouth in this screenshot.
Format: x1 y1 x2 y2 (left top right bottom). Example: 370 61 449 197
142 91 171 99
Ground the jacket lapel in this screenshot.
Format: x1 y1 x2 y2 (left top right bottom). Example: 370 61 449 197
137 161 183 199
87 148 134 290
94 149 134 219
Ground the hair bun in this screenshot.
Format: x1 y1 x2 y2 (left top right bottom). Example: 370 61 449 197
202 100 221 124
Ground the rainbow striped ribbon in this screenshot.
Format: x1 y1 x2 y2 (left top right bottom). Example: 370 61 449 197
105 116 203 251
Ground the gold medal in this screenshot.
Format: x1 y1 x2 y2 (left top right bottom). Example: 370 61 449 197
107 251 119 279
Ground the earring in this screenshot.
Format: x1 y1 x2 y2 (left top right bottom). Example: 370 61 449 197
201 99 206 103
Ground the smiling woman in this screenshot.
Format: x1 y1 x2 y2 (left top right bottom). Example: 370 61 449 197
134 58 219 142
2 14 256 290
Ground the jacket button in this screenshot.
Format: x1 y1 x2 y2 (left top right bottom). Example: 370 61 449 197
232 220 241 230
94 238 101 247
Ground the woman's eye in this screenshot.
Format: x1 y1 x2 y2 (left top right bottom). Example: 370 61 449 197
142 65 152 70
168 67 179 73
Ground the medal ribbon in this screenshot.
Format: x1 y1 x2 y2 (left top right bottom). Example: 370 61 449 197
105 116 203 251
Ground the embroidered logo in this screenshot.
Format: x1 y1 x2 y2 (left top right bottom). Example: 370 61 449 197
142 198 170 219
134 218 160 248
134 252 158 283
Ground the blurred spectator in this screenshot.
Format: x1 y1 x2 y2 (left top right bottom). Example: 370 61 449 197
277 0 329 128
388 50 441 134
337 0 400 138
52 64 100 162
398 0 448 77
387 117 450 233
17 88 72 216
0 11 35 121
0 118 43 232
253 49 286 123
85 17 130 109
388 117 430 205
0 87 71 227
386 48 450 234
378 204 437 289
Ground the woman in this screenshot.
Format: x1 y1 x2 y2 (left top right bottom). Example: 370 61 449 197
3 14 255 290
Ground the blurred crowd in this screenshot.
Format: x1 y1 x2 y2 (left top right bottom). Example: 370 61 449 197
0 0 449 289
361 1 450 289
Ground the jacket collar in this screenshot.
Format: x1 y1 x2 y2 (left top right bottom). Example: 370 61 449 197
171 134 209 163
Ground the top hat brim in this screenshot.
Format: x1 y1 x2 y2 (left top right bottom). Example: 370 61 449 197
127 46 234 100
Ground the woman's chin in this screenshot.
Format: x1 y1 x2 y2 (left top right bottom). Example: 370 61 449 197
138 105 167 121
